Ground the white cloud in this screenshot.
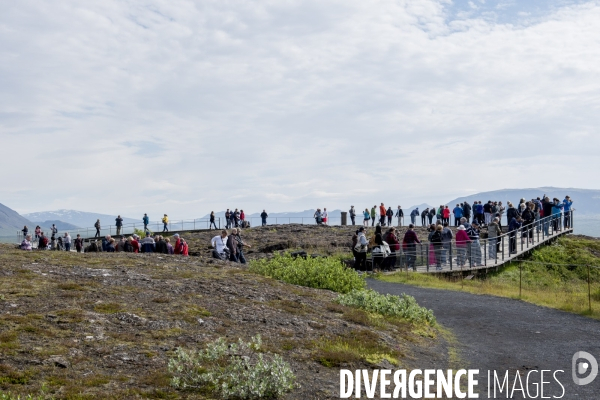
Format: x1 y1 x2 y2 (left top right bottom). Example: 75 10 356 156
1 0 599 219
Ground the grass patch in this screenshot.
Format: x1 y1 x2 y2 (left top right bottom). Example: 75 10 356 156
268 300 308 315
174 305 211 324
94 302 125 314
314 329 399 368
249 253 365 293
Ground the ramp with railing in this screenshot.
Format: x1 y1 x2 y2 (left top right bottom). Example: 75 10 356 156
365 212 574 274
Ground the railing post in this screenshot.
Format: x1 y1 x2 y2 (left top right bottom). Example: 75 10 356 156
484 239 487 266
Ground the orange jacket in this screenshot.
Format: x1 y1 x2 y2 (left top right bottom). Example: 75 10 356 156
379 205 386 216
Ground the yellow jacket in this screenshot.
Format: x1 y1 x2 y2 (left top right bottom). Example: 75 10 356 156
162 216 169 224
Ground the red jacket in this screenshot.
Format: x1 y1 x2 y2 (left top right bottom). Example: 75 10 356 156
455 230 470 247
174 238 181 254
178 242 188 256
131 240 140 253
386 232 400 251
443 208 450 218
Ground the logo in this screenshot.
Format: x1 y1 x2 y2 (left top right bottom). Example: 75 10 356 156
572 351 598 386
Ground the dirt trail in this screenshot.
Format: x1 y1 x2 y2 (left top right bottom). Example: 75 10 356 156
368 279 600 398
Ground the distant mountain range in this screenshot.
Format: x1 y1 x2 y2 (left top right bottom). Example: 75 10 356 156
22 210 139 229
33 220 81 231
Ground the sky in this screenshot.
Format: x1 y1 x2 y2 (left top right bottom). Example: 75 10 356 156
1 0 599 219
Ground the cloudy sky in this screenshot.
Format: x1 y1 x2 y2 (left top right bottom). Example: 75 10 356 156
1 0 599 219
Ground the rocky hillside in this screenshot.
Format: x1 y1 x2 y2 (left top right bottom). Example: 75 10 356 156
0 242 452 399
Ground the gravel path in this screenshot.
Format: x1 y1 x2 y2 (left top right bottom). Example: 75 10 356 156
368 279 600 398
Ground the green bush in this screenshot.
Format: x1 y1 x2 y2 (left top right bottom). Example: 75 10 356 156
249 253 365 294
168 335 295 399
133 228 152 238
336 289 436 325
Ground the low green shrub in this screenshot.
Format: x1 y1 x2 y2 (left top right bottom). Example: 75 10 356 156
336 289 436 325
168 335 295 399
249 253 365 293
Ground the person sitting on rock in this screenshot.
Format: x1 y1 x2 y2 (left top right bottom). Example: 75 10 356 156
211 230 229 260
20 235 33 251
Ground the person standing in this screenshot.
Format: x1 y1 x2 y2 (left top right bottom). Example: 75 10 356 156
354 227 369 271
386 207 394 226
483 201 492 226
421 208 428 227
442 206 450 225
162 214 169 232
552 198 563 232
395 206 404 227
370 206 377 227
402 224 421 271
466 221 482 266
63 232 72 252
428 207 435 225
562 196 573 229
74 234 83 253
349 206 356 226
541 197 553 235
508 216 522 254
39 232 48 250
234 208 240 227
455 225 470 267
234 229 251 264
521 203 535 244
322 208 328 225
487 218 501 259
441 222 453 266
22 226 29 239
410 208 419 226
430 225 443 270
115 215 123 236
225 209 231 229
462 202 471 223
384 227 399 271
34 225 41 240
363 208 370 227
209 211 218 230
453 204 463 227
51 224 58 237
379 203 387 226
143 213 149 232
94 219 101 238
240 210 246 226
227 228 239 262
260 210 268 226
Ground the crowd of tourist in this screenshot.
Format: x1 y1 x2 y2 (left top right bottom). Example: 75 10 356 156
18 194 574 272
350 194 574 272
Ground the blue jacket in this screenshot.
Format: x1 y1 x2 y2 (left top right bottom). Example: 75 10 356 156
552 203 563 215
475 204 484 214
143 216 149 224
509 218 522 232
453 207 463 218
562 199 572 212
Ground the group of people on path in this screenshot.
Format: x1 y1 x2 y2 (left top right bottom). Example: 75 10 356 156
351 194 574 272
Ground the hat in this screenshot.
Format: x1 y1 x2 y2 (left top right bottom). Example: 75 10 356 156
472 221 479 225
457 225 465 230
173 233 180 238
